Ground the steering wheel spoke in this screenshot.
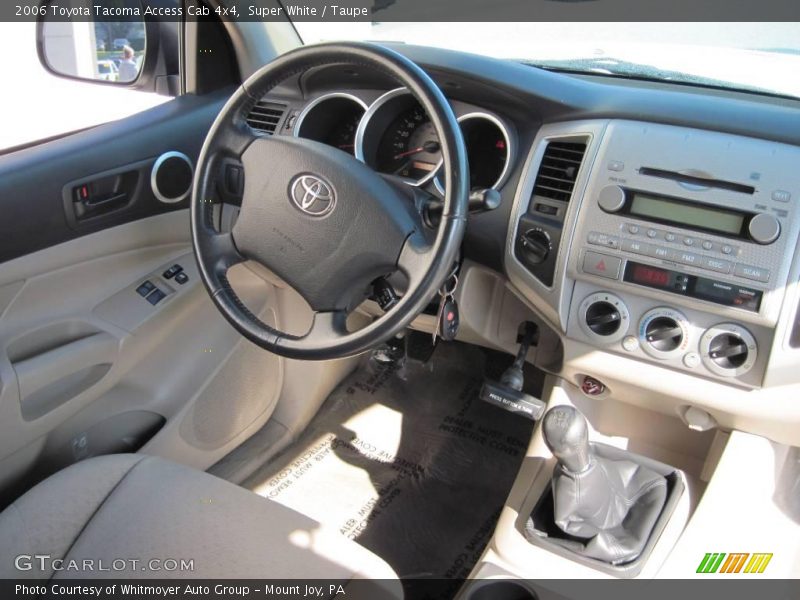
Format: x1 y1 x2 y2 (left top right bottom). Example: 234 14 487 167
208 231 245 276
397 233 431 289
215 115 259 159
303 309 350 344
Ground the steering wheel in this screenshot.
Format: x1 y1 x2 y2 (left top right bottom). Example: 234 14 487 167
191 43 469 360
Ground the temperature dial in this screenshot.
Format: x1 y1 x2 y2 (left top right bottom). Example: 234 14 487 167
700 324 758 377
638 307 690 359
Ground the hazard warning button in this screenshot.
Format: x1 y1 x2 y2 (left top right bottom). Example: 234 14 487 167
582 250 622 280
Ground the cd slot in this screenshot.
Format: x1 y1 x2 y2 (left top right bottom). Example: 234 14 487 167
638 167 755 195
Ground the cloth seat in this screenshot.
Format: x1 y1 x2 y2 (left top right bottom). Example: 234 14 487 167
0 453 400 595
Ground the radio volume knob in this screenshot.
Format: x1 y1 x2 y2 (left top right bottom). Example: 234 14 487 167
748 213 780 244
597 185 626 213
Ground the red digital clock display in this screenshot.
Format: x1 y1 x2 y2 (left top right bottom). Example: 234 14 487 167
631 264 670 288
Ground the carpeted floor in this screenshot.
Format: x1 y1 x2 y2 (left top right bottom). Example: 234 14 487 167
244 342 538 595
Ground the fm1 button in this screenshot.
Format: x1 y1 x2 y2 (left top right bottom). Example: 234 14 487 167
583 251 622 279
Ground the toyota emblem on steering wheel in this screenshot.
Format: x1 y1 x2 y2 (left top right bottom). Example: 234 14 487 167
289 174 337 217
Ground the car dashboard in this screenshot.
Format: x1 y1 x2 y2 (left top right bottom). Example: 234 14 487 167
248 43 800 446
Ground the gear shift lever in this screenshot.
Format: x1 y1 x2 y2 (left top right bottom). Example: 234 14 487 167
540 406 668 565
542 405 592 474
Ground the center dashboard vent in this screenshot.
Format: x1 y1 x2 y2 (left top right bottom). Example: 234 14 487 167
533 139 588 202
245 100 286 135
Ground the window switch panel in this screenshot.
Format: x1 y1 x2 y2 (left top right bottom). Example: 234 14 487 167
136 281 155 297
147 289 166 305
163 264 183 279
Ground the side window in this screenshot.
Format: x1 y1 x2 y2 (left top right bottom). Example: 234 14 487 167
1 16 174 154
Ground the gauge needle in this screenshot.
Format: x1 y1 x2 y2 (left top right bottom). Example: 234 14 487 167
393 140 440 160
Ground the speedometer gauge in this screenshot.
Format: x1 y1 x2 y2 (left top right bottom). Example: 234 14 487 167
375 106 442 182
356 88 443 186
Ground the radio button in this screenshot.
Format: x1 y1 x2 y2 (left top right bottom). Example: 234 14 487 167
700 256 733 274
621 239 651 255
664 233 677 243
627 224 640 234
647 245 671 260
675 250 700 266
702 240 713 250
583 251 622 279
587 231 620 249
721 245 734 255
683 237 695 246
646 229 658 238
734 263 770 283
608 160 625 172
772 190 791 203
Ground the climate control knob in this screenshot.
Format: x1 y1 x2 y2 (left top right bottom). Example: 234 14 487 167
519 228 551 265
748 213 780 245
578 292 630 343
639 307 690 359
700 324 758 377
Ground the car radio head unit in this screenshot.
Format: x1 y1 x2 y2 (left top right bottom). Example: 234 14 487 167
597 185 781 245
566 120 799 327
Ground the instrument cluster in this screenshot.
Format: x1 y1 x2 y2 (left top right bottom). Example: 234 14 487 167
294 88 514 193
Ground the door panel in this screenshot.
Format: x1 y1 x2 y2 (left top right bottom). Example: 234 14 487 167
0 91 285 505
0 91 230 263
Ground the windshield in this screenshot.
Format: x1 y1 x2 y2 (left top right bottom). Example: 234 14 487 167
293 22 800 100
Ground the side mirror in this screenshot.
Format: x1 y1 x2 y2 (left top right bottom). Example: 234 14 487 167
37 0 147 85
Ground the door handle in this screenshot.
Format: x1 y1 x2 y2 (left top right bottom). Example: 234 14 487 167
83 192 127 209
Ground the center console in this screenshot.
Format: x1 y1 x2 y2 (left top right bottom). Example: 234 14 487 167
507 119 800 388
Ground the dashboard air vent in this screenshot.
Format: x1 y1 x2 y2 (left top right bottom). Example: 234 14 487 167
246 101 286 134
533 139 588 202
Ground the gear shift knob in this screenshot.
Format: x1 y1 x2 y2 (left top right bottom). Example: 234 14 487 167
542 406 592 473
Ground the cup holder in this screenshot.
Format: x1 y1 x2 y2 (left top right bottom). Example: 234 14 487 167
467 581 537 600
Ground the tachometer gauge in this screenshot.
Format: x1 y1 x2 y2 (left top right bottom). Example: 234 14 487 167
295 93 367 156
375 106 442 182
326 111 362 154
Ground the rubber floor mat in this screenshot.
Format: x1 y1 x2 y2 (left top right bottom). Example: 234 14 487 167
245 342 536 594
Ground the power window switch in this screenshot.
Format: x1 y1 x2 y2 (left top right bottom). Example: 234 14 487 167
174 271 189 285
136 280 155 297
147 289 166 305
163 264 183 279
